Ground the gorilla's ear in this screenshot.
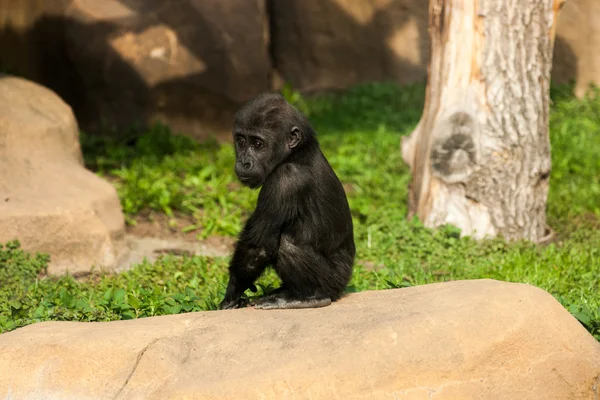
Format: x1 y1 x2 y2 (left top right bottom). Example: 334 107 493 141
288 126 301 149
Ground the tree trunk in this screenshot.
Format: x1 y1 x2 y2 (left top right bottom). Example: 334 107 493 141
401 0 566 242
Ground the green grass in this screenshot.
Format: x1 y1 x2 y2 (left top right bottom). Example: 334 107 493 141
1 82 599 340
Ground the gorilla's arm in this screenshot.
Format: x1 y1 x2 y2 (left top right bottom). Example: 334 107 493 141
220 165 305 309
245 168 303 248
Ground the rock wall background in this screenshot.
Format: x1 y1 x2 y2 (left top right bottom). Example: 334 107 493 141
0 0 596 140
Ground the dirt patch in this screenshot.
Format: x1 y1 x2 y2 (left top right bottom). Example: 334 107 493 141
126 211 235 250
98 211 239 272
126 211 200 241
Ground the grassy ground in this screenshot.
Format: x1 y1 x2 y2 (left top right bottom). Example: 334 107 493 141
1 82 599 339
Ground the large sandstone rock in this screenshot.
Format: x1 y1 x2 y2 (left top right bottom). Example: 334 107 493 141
1 280 598 399
271 0 600 96
553 0 600 97
270 0 430 92
0 74 126 275
64 0 271 140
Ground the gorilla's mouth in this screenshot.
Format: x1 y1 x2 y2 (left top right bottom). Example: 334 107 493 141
237 175 263 189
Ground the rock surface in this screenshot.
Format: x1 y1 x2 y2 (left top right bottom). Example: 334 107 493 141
553 0 600 97
65 0 271 141
0 74 126 275
270 0 430 92
1 279 598 400
270 0 599 97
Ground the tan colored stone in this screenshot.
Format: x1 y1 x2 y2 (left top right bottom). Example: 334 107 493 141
554 0 600 97
0 74 126 275
270 0 429 92
271 0 600 97
0 280 598 399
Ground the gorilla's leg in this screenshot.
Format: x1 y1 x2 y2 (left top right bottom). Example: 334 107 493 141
251 242 348 310
252 290 331 309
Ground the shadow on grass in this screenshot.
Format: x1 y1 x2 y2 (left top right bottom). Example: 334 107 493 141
80 79 585 174
81 81 427 173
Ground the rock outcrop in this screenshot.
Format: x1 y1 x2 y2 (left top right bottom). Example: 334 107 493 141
0 74 126 275
1 0 599 139
553 0 600 97
270 0 599 97
64 0 271 140
1 279 598 399
270 0 429 92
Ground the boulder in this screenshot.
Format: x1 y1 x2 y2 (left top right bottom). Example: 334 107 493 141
0 74 126 275
270 0 600 97
1 279 598 399
64 0 271 141
270 0 430 92
553 0 600 97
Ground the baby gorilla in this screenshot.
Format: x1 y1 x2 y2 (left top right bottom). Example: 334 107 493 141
219 93 355 310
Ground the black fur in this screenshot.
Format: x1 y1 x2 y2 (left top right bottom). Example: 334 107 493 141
219 93 355 310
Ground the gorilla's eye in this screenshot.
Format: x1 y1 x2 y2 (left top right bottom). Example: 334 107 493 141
236 137 246 146
252 140 263 149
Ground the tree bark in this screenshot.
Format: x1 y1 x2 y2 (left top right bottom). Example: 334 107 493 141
401 0 566 242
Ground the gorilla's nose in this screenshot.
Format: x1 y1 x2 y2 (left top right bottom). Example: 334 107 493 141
238 161 252 171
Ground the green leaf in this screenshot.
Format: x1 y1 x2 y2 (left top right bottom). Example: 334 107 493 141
9 300 21 310
128 296 141 309
168 305 181 314
59 288 74 307
121 311 136 320
112 288 126 304
103 288 114 302
574 311 592 327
